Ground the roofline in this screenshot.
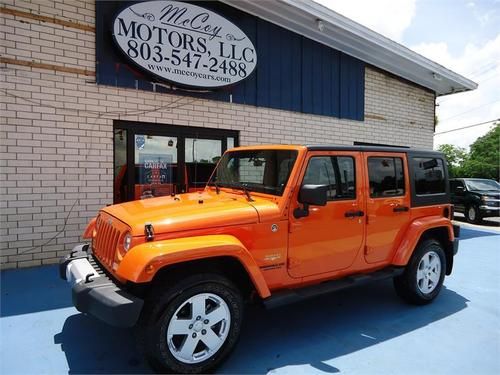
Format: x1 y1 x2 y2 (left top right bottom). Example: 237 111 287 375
220 0 478 96
305 145 444 155
229 144 444 155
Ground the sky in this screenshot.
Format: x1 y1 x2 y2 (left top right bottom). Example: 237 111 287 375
315 0 500 150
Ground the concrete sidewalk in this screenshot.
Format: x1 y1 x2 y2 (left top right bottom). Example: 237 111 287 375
1 225 499 374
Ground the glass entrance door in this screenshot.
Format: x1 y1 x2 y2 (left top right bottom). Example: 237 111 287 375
113 121 238 203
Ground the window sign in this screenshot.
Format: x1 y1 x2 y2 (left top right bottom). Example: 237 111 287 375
113 1 257 88
137 153 174 185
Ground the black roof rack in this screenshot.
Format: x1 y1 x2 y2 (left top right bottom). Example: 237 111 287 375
304 145 444 156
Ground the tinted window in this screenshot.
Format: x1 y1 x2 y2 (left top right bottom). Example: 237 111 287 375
368 157 405 198
414 157 446 195
303 156 356 200
450 180 464 192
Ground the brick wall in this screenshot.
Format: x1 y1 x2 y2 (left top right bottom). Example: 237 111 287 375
0 0 436 269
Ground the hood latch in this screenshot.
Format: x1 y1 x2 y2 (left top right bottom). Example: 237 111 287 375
145 223 154 242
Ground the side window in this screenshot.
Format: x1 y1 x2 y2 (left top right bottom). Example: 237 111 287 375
450 180 464 191
413 157 446 195
303 156 356 200
368 157 405 198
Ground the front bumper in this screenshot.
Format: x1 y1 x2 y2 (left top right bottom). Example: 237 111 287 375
60 244 143 327
478 205 500 217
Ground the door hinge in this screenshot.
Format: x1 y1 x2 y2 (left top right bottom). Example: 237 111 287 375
288 257 300 268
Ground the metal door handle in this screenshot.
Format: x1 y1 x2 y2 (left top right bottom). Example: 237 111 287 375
345 210 364 218
393 205 409 212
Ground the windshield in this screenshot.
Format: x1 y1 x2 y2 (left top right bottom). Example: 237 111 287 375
465 179 500 191
208 149 298 196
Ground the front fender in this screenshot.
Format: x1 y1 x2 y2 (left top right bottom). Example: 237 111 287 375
116 234 271 298
392 216 454 266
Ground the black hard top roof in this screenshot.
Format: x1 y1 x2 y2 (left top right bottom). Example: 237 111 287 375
305 145 444 156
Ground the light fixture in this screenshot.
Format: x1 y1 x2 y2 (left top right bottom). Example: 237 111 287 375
432 73 442 81
317 19 325 32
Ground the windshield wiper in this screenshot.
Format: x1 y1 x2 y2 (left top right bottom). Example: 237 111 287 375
219 182 254 201
206 175 220 195
240 183 254 202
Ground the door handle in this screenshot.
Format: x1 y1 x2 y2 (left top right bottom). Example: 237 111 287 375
393 205 409 212
345 210 364 218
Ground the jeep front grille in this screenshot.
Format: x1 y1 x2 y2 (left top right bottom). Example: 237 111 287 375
93 213 122 270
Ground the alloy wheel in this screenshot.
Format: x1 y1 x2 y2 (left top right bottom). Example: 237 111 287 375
468 206 476 222
416 251 441 294
166 293 231 364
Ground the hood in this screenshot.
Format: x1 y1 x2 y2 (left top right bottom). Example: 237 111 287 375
102 191 260 236
469 190 500 197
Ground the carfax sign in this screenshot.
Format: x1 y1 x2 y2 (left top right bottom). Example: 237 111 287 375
113 1 257 88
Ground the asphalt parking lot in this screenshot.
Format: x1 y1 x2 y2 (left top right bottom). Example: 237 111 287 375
1 221 499 374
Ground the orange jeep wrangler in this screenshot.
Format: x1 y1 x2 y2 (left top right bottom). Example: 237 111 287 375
60 145 459 373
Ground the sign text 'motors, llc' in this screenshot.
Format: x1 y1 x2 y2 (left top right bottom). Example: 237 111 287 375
113 1 257 88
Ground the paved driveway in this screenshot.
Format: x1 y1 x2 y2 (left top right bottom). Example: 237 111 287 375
1 225 499 374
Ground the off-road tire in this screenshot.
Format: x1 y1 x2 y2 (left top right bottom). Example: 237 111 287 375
393 239 446 305
137 274 243 374
465 204 482 224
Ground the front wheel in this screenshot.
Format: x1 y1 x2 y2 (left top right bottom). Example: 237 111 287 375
393 239 446 305
138 274 243 374
465 204 482 224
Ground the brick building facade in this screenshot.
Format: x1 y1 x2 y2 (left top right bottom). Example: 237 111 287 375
0 0 475 269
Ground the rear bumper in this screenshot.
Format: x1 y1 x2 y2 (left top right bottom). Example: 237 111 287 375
453 224 460 256
452 238 459 256
59 244 143 327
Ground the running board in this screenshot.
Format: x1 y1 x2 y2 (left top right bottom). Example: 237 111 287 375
263 267 404 309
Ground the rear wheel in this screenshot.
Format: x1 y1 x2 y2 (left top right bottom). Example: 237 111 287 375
394 239 446 305
138 274 243 374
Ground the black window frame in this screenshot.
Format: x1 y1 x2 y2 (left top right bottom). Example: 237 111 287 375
367 156 406 198
409 153 450 207
302 155 357 201
413 157 447 196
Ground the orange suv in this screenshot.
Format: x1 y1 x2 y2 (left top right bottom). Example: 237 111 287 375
60 145 459 373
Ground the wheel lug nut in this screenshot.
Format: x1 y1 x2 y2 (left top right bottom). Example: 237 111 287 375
204 319 209 324
189 324 193 329
196 316 201 320
192 333 197 338
201 329 206 335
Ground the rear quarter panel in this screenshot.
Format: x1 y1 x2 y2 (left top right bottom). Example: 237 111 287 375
392 206 454 266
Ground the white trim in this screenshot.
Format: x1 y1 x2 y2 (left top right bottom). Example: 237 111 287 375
220 0 477 96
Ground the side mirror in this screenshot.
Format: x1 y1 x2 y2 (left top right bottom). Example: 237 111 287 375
294 184 328 218
455 186 464 193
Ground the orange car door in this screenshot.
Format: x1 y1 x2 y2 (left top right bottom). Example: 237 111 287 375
287 151 365 278
364 152 411 264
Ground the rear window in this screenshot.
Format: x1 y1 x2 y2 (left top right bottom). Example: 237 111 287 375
413 157 446 195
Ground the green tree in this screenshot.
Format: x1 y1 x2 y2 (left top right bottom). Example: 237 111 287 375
437 143 468 178
462 123 499 180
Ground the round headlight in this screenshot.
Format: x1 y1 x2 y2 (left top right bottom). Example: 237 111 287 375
123 232 132 252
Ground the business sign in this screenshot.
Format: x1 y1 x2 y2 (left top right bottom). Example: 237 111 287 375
113 1 257 89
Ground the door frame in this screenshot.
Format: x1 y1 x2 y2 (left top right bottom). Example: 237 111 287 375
114 120 239 202
287 150 365 278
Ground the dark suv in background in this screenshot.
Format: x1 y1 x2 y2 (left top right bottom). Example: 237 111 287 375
450 178 500 224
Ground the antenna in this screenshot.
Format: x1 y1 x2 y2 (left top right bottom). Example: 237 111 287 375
193 138 197 192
